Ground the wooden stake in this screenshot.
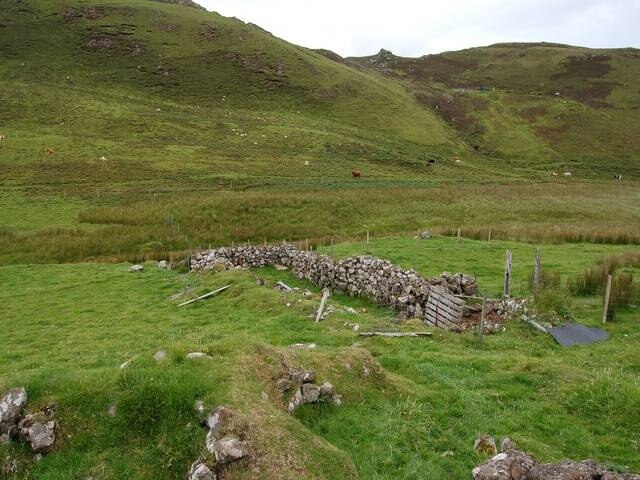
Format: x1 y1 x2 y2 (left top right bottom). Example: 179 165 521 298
602 274 613 324
488 229 492 242
533 247 542 293
479 294 486 342
315 289 330 323
457 227 461 243
330 238 334 257
504 250 512 298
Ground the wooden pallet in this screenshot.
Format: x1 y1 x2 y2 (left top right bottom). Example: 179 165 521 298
424 286 465 329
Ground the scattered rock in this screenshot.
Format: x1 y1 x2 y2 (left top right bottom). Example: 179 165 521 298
205 406 232 434
186 352 212 360
319 382 334 397
193 400 205 414
472 448 640 480
288 369 315 384
2 455 17 474
300 384 320 404
276 378 293 392
207 436 248 464
158 260 170 269
153 350 168 363
26 420 57 454
188 460 217 480
290 343 316 350
0 388 27 440
119 360 131 370
128 264 144 273
418 230 432 240
287 389 303 413
107 404 117 417
474 435 498 455
472 449 537 480
500 437 516 452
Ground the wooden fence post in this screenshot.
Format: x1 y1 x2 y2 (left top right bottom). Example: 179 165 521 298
602 274 613 324
488 229 492 242
504 250 512 298
479 294 486 342
457 227 461 244
330 238 334 257
533 247 542 293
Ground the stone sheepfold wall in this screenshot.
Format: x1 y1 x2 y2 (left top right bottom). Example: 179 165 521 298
190 245 477 324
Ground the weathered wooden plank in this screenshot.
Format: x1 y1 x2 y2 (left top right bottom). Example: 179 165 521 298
424 309 457 328
360 332 432 338
178 284 232 307
426 298 461 320
429 293 465 308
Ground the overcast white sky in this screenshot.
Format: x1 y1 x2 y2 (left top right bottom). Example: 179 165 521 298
198 0 640 57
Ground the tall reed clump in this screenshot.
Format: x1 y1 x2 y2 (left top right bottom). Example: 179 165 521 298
531 270 573 323
568 252 640 321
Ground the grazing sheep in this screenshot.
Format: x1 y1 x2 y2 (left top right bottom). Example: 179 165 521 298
0 134 5 141
550 172 559 177
304 160 310 166
352 170 361 178
426 159 437 166
614 174 622 180
563 172 572 178
99 156 108 162
44 147 54 156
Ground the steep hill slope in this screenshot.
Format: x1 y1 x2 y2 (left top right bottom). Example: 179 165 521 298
0 1 638 263
347 43 640 175
0 0 466 192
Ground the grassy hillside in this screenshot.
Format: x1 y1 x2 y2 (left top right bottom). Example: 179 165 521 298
0 0 638 264
1 236 639 479
347 44 640 176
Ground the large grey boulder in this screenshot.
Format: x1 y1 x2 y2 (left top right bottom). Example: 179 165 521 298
0 388 27 440
206 435 248 464
128 264 144 273
158 260 170 270
188 460 216 480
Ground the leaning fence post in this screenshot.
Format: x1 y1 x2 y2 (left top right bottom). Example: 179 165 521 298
533 247 542 293
602 274 613 324
504 251 512 298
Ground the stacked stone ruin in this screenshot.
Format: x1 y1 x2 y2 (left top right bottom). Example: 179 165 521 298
190 245 477 326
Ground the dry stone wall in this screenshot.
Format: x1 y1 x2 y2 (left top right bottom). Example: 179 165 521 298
190 245 477 326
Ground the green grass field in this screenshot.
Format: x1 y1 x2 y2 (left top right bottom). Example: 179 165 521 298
1 1 639 478
1 236 638 479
